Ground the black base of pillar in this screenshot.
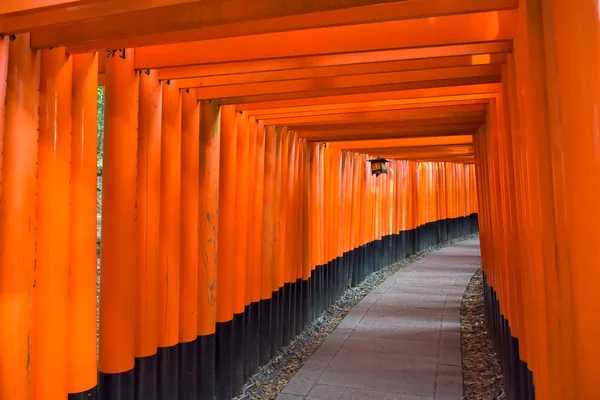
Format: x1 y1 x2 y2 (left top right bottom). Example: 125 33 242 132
247 302 260 378
98 368 134 400
157 345 179 400
215 320 233 400
258 298 272 366
179 339 198 400
198 334 216 400
69 387 98 400
483 271 535 400
134 353 157 400
232 312 245 397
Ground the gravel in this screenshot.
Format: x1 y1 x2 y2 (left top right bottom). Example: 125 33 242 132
238 233 480 400
460 269 505 400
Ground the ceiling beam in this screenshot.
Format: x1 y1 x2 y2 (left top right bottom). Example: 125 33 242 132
297 124 479 141
157 42 511 80
291 116 486 132
16 0 517 51
189 64 500 99
329 136 473 150
239 83 500 110
0 0 93 16
354 144 474 154
131 11 515 69
262 104 486 126
168 54 506 88
210 76 501 104
254 99 489 121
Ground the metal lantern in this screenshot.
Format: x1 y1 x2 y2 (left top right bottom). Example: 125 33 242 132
367 155 389 177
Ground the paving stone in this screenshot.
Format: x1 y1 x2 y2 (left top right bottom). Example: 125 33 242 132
373 293 446 309
313 328 351 357
440 313 461 336
308 384 434 400
277 393 306 400
434 365 463 399
439 334 462 366
281 355 332 396
329 348 438 375
352 322 441 342
279 239 480 400
340 335 439 358
317 367 435 397
337 309 366 330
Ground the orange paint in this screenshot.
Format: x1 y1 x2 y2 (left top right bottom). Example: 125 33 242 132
180 89 200 343
99 48 138 375
0 34 39 400
261 125 276 300
68 52 98 394
234 111 249 314
252 122 266 301
35 46 72 400
216 104 237 323
136 69 161 358
158 81 182 348
0 35 8 201
197 100 220 336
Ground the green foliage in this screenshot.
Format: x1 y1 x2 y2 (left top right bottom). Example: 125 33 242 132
97 86 105 156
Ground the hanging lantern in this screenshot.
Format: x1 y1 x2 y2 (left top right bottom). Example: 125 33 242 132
367 155 389 177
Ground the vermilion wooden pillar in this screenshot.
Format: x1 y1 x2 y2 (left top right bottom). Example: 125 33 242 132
245 117 261 378
68 52 99 400
272 127 283 353
0 33 40 400
179 89 200 399
258 123 273 366
232 110 248 395
99 48 138 400
135 69 161 400
216 104 237 399
157 80 182 400
512 0 564 397
542 0 600 397
197 100 220 400
35 46 72 400
0 35 8 201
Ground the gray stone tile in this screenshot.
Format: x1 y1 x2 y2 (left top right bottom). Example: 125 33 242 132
434 365 463 399
374 293 446 309
352 322 441 342
313 328 351 357
360 292 382 306
340 335 439 358
439 334 462 366
337 312 365 330
308 384 433 400
329 348 438 375
365 305 443 322
277 393 306 400
317 367 435 397
281 355 331 396
440 313 461 336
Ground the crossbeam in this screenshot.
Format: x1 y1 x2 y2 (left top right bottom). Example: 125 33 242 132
240 83 500 110
132 11 515 69
157 42 512 80
191 65 500 100
5 0 518 50
329 136 473 150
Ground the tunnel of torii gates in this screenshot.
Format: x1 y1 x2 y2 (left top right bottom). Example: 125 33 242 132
0 0 598 399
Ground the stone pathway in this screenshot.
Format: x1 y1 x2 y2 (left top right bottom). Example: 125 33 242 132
276 238 481 400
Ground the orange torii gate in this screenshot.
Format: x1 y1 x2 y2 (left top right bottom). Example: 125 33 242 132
1 0 599 400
